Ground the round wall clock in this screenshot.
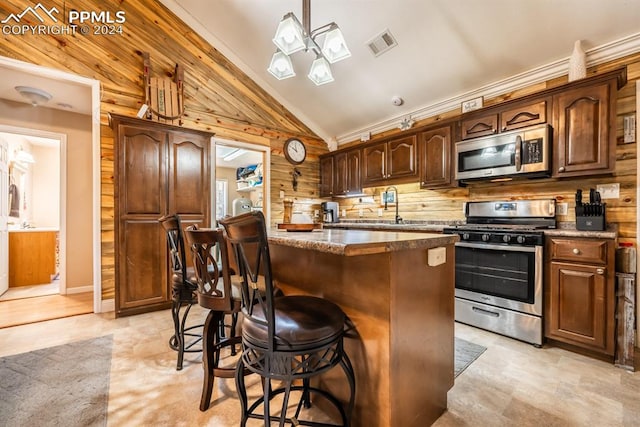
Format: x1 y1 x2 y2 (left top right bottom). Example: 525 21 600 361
283 138 306 165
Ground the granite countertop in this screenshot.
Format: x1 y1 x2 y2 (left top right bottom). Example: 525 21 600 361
8 227 60 233
324 220 618 239
268 228 458 256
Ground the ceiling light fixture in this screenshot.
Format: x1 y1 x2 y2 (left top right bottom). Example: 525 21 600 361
15 86 52 106
268 0 351 86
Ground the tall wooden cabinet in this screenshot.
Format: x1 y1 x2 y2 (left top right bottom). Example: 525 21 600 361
110 114 212 317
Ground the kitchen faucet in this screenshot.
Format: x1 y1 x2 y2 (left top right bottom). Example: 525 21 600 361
384 186 402 224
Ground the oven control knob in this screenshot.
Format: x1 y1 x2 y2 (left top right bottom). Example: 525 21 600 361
461 233 470 241
516 235 526 244
481 234 490 242
502 235 511 243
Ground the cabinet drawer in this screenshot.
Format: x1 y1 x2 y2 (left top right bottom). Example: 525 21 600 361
549 238 608 264
460 114 498 139
499 100 547 132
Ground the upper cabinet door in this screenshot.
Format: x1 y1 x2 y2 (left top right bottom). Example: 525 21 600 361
553 82 613 177
460 114 498 140
362 142 387 185
387 135 418 180
419 125 453 189
319 156 335 197
334 152 348 196
119 125 168 216
499 100 548 132
168 131 210 216
345 149 362 195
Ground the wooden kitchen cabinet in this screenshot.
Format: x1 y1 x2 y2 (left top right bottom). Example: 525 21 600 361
319 148 362 197
419 124 454 189
111 114 211 317
362 135 418 186
460 99 549 140
9 230 57 287
553 81 616 177
545 237 616 357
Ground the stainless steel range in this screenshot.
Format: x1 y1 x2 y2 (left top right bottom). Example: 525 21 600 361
443 199 556 346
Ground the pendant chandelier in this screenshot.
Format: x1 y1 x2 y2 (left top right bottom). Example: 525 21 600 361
268 0 351 86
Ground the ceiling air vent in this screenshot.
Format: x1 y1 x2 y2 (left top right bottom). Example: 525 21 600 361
366 29 398 57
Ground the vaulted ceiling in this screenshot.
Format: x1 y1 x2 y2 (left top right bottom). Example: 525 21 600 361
162 0 640 144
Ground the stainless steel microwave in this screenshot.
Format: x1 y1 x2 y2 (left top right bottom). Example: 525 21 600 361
454 124 551 181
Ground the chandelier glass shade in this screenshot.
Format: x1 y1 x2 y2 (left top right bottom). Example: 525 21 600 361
267 0 350 86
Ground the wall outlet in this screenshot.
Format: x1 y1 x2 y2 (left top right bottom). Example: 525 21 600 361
556 203 568 215
428 247 446 267
596 183 620 199
377 208 383 217
279 190 285 199
314 209 319 218
342 209 346 217
358 208 363 217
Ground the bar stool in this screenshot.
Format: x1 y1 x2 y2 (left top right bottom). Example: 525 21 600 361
220 211 356 427
184 226 248 411
159 214 203 371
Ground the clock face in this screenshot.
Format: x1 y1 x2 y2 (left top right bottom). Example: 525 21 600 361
284 138 306 164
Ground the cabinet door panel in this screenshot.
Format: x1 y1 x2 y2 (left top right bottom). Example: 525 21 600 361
334 152 348 195
120 127 167 215
388 135 417 179
346 149 362 195
362 143 386 185
500 100 547 132
553 83 612 176
460 114 498 139
118 220 168 311
169 133 210 216
547 262 607 351
319 156 334 197
420 126 452 188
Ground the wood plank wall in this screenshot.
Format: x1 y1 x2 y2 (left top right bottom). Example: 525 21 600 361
0 0 327 300
336 53 640 246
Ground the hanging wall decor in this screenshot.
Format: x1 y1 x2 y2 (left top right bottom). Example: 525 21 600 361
142 52 185 125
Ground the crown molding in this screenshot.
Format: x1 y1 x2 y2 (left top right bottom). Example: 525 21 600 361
337 32 640 145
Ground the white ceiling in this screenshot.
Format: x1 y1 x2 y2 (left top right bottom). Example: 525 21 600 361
0 65 92 115
164 0 640 143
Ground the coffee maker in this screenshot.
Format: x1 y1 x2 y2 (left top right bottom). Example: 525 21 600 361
321 201 339 223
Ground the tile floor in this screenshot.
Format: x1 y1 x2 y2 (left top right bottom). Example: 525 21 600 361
0 307 638 426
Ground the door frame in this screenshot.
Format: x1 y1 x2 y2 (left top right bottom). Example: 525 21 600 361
0 127 66 293
212 137 271 226
0 56 102 312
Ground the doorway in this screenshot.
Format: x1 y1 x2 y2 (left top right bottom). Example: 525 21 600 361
0 129 64 301
212 138 270 225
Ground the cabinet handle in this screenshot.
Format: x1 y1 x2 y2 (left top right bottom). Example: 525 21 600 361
493 128 497 134
596 268 605 275
558 166 565 173
502 126 507 131
572 248 580 255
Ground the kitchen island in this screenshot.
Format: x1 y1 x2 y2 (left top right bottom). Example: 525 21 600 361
267 228 458 427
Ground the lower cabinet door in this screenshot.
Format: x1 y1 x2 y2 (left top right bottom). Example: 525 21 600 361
546 261 611 354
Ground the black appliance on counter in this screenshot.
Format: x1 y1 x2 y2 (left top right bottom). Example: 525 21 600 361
443 199 556 346
321 201 339 223
575 188 606 231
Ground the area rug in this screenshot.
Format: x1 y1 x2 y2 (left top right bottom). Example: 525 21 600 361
0 335 113 427
454 337 486 378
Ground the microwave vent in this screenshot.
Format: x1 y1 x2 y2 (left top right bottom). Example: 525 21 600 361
366 29 398 57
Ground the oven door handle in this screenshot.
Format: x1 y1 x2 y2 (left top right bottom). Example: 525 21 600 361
455 241 537 253
472 306 500 318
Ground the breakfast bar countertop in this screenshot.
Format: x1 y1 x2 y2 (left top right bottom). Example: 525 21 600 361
268 227 458 256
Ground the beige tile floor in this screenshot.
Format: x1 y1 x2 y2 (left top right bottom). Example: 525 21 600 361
1 306 638 426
